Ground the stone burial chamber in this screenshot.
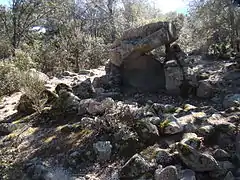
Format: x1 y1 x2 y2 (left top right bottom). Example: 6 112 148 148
108 21 198 96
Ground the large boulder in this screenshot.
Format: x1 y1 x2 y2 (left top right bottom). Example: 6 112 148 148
110 21 178 67
121 53 166 92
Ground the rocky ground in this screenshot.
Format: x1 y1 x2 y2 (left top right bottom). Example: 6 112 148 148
0 56 240 180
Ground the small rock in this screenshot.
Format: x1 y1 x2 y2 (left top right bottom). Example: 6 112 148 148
27 68 49 82
155 149 174 166
213 149 231 161
62 71 78 77
155 165 178 180
196 80 213 98
198 125 214 136
180 169 196 180
72 78 95 99
135 119 159 144
176 142 219 172
119 154 152 178
181 133 202 149
0 123 17 136
162 115 183 135
224 171 235 180
210 161 235 178
16 94 35 115
223 94 240 109
24 161 54 180
93 141 112 162
183 104 197 112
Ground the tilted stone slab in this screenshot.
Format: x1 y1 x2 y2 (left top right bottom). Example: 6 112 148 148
110 21 178 67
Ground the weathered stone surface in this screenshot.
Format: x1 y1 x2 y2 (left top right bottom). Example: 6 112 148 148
135 119 159 144
72 78 96 99
176 142 219 172
180 169 196 180
223 94 240 109
93 141 112 162
164 60 183 94
121 53 165 92
181 133 202 149
110 21 178 67
162 115 183 135
197 80 214 98
119 154 152 178
213 149 231 161
0 123 17 136
27 68 49 82
155 165 178 180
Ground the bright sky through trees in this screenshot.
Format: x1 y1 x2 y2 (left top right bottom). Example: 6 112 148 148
0 0 188 14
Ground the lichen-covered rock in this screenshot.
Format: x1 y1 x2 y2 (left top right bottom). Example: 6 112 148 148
93 141 112 162
176 142 219 172
164 60 184 95
181 133 202 149
72 78 96 99
154 165 178 180
78 98 114 116
155 149 175 166
135 119 159 144
161 115 183 135
113 126 141 158
119 154 153 179
55 89 80 114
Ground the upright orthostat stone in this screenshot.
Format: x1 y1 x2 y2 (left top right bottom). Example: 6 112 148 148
110 21 178 67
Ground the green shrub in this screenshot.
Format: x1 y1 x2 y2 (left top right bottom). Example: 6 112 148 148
19 71 47 113
0 40 12 59
0 62 21 96
13 49 36 71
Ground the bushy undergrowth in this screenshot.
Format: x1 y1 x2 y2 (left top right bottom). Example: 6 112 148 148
0 62 21 96
0 61 47 113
